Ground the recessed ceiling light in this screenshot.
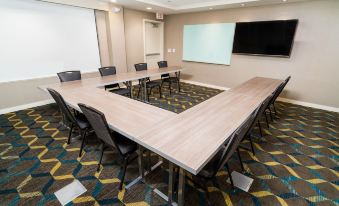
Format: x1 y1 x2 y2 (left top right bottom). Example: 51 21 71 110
110 0 117 2
209 7 213 10
146 7 152 10
241 3 245 6
283 0 287 2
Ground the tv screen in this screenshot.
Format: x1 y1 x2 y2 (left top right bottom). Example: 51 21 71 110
232 19 298 57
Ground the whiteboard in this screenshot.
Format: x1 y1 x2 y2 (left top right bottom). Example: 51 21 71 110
183 23 236 65
0 0 101 83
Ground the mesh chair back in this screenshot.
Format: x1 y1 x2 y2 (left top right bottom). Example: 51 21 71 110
98 66 117 76
158 61 170 78
57 71 81 82
98 66 119 89
47 88 77 125
78 103 122 155
135 63 147 71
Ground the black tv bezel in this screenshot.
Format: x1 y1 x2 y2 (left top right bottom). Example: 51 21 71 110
232 19 299 58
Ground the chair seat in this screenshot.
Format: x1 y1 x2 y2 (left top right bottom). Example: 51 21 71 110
163 77 179 82
197 145 225 179
111 88 130 96
74 113 90 130
105 83 120 90
113 131 138 156
145 81 161 88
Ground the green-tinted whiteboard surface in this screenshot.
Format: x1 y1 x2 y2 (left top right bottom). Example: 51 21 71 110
183 23 236 65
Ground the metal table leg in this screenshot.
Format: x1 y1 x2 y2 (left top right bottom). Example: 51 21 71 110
125 146 164 190
138 145 145 179
146 150 151 171
178 167 185 206
168 163 174 204
129 81 133 98
144 78 148 102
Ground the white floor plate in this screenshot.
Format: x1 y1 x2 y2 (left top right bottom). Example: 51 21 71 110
54 179 87 206
227 171 253 192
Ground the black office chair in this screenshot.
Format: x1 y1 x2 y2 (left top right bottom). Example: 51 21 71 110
135 63 162 100
57 71 81 82
158 61 180 94
78 103 138 190
242 95 273 156
47 88 91 157
267 76 291 119
98 66 131 97
186 107 259 204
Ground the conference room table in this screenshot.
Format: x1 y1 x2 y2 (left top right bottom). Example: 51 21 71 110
40 67 283 206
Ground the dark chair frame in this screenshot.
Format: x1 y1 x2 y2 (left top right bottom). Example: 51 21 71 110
98 66 131 97
267 76 291 119
185 107 260 204
78 103 138 190
157 61 181 94
57 70 81 82
47 88 90 157
242 95 273 156
135 63 162 100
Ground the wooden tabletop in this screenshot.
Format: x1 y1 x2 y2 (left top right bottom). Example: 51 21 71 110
138 77 283 174
40 69 283 175
229 77 282 99
40 66 182 140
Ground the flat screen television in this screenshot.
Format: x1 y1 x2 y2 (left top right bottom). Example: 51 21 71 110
232 19 298 57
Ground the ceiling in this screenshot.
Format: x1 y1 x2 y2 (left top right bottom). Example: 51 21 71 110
105 0 311 14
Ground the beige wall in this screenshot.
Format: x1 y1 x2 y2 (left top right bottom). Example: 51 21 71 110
3 0 339 111
0 72 99 110
107 6 128 73
123 9 158 72
95 10 112 67
165 0 339 108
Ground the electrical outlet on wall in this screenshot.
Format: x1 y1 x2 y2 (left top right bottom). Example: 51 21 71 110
172 48 176 53
168 48 172 53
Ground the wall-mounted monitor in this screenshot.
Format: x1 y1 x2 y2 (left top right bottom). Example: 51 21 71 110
233 19 298 57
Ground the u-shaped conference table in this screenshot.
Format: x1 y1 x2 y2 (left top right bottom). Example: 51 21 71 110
40 66 283 206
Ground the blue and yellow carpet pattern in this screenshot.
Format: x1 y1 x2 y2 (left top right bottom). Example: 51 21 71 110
0 83 338 206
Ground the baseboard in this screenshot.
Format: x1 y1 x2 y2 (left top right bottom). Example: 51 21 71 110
182 79 339 113
277 97 339 113
0 99 54 115
181 79 230 91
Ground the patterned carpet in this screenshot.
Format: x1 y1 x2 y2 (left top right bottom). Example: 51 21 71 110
0 82 338 206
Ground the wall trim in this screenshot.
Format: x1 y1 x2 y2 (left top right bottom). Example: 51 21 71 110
0 70 99 84
0 99 54 115
277 97 339 113
181 79 339 113
181 79 230 91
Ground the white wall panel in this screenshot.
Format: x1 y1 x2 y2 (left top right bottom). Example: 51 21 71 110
0 0 101 82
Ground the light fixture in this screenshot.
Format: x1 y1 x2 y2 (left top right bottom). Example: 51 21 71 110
112 7 121 13
110 0 117 2
146 7 152 10
241 3 245 6
283 0 287 1
209 7 213 10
